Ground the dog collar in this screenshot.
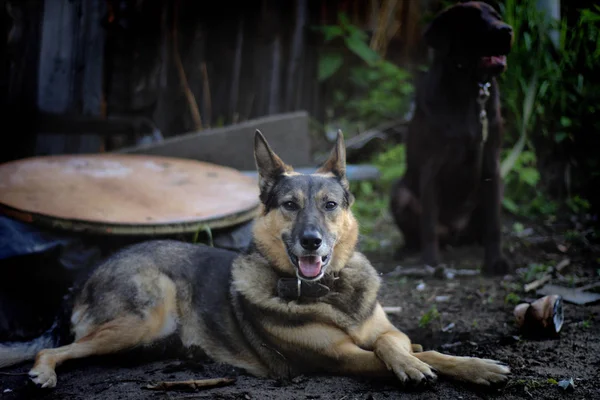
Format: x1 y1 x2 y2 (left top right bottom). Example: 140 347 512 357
477 82 491 144
277 274 339 301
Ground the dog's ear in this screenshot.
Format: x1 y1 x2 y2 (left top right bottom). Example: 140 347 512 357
254 130 291 195
317 130 349 188
424 13 448 52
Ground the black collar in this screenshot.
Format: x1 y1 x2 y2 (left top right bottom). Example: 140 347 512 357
277 273 339 301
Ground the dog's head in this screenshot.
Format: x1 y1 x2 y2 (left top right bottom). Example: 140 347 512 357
424 1 513 76
252 130 358 282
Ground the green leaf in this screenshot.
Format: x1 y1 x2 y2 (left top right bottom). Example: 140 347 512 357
359 181 373 196
320 25 344 42
554 132 568 143
337 12 351 30
344 34 380 65
560 116 572 127
519 167 540 186
512 222 525 233
503 198 519 214
318 53 343 81
501 74 538 178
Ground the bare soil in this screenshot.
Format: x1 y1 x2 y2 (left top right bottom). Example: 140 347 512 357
1 216 599 400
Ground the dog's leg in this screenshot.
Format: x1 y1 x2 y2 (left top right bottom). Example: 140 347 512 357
349 304 509 386
418 161 440 266
29 275 179 389
267 315 433 384
481 140 510 275
413 351 510 386
390 179 421 249
29 316 151 388
348 304 436 385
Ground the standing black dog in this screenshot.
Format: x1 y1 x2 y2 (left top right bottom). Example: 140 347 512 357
390 1 513 275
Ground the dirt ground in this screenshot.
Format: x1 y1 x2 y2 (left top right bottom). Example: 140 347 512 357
1 215 599 400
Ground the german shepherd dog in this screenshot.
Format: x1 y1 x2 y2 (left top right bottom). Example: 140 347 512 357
390 1 513 275
0 131 510 389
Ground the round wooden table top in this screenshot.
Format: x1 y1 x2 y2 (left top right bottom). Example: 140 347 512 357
0 154 260 235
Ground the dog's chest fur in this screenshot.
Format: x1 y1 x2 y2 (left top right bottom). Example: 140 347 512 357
230 252 380 377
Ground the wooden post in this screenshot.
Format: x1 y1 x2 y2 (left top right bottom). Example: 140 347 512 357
268 35 282 115
35 0 106 155
285 0 306 111
230 17 244 123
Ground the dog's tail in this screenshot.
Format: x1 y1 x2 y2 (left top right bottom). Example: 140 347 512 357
0 321 59 369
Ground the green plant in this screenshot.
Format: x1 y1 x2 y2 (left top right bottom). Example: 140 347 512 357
521 263 551 282
582 320 591 329
419 305 440 328
316 12 414 128
505 292 521 305
350 144 406 240
565 196 591 214
499 1 600 215
502 149 542 215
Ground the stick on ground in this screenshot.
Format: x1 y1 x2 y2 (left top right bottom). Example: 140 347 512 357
145 377 236 391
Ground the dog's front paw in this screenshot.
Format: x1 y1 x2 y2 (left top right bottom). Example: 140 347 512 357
454 357 510 386
384 353 438 386
483 256 511 276
29 365 57 389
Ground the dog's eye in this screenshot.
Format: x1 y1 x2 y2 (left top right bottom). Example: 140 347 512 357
282 201 299 211
325 201 337 210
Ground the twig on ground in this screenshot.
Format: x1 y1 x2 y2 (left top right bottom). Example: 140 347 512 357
386 265 435 278
145 377 236 391
577 281 600 292
524 275 552 293
524 258 570 292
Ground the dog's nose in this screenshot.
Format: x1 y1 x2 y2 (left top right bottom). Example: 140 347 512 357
499 24 513 36
300 230 322 250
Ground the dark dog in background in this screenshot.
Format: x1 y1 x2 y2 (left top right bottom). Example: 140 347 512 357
390 1 513 275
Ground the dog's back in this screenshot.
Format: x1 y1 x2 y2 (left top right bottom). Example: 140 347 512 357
70 240 268 375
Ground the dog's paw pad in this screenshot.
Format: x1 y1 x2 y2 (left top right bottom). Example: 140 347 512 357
29 367 57 389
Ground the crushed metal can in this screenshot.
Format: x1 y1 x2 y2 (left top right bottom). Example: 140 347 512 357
513 295 564 338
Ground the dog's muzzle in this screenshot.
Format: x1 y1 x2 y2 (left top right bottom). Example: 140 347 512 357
286 247 332 282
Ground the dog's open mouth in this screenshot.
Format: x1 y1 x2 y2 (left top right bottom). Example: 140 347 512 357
479 55 507 70
289 254 330 280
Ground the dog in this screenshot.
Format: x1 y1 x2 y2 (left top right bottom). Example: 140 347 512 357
0 130 510 389
390 1 513 275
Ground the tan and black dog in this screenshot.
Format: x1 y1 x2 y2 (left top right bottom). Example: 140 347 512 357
0 131 509 389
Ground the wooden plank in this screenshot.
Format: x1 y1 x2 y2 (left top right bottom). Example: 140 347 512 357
116 112 312 170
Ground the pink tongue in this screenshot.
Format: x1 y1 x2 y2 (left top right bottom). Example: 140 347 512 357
298 256 322 278
481 55 506 67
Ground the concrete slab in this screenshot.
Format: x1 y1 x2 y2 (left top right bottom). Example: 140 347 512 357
116 111 311 171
